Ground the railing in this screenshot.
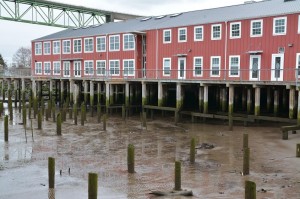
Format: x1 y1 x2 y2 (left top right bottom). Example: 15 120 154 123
1 68 31 78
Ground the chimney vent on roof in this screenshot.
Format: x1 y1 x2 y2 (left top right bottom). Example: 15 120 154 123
244 0 255 3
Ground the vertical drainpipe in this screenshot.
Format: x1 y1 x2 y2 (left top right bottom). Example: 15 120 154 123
156 29 158 79
224 21 228 81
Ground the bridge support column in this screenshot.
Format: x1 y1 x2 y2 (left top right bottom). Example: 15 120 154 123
204 85 208 114
84 81 88 104
247 88 252 114
142 81 147 106
289 87 295 119
228 85 234 131
125 83 129 107
90 81 94 112
254 87 260 116
274 89 279 117
158 82 163 107
199 86 203 112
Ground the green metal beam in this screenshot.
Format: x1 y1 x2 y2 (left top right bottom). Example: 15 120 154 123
0 0 141 28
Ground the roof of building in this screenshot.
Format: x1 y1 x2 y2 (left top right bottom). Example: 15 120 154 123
34 0 300 41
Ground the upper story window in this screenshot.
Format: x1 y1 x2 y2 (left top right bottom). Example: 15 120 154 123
35 62 42 74
296 53 300 77
35 42 42 55
63 40 71 54
44 62 51 75
96 60 106 76
123 34 135 50
194 26 203 41
230 22 241 39
298 15 300 34
84 38 94 53
193 57 203 76
178 28 187 42
109 35 120 51
73 39 82 53
53 61 61 75
273 17 287 35
251 19 263 37
109 60 120 75
44 42 51 55
53 41 60 54
163 29 171 43
84 60 94 75
229 55 240 77
96 36 106 52
211 24 222 40
163 58 171 76
123 59 135 76
210 56 221 77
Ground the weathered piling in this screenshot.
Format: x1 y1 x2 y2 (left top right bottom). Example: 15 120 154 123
245 180 256 199
296 144 300 157
47 100 51 119
56 113 61 136
97 103 101 123
127 144 135 173
243 147 250 175
88 173 98 199
69 105 73 119
38 110 42 129
8 90 13 121
52 100 56 122
33 97 38 119
190 138 196 164
0 102 3 117
122 105 125 120
28 95 32 119
142 112 147 128
48 157 55 189
73 103 77 125
103 114 107 131
4 115 8 142
243 133 248 149
174 161 181 191
81 103 85 126
282 131 288 140
14 89 17 108
22 105 27 126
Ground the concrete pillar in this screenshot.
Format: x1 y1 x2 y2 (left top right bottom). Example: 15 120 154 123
142 81 147 106
254 87 260 116
84 81 88 104
247 88 252 114
289 87 295 119
297 90 300 124
125 83 129 107
228 85 234 130
105 82 110 108
90 81 94 109
32 80 36 100
69 80 74 104
267 87 271 112
222 88 227 112
203 85 208 114
176 83 182 110
158 82 163 107
199 86 203 112
274 89 279 117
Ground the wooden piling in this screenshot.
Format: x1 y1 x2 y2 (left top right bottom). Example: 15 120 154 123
28 95 32 119
52 100 56 122
56 112 61 136
282 131 288 140
245 180 256 199
73 103 77 125
48 157 55 189
81 103 85 126
122 105 125 120
38 110 42 129
4 115 8 142
190 138 196 164
243 147 250 175
97 103 101 123
127 144 135 173
142 112 147 128
243 133 248 148
33 97 38 119
174 161 181 191
88 173 98 199
296 144 300 157
69 105 73 119
0 102 3 117
14 89 17 108
22 105 27 126
8 90 13 121
103 114 106 131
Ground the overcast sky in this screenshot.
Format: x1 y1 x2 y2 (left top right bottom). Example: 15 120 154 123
0 0 247 64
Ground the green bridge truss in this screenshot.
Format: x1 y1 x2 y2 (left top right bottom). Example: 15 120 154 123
0 0 141 28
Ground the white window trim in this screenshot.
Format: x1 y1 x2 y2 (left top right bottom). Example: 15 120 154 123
163 29 172 44
230 22 241 39
84 60 94 76
84 37 94 53
63 61 71 77
229 55 240 77
194 26 204 41
296 53 300 77
44 62 51 75
96 36 106 52
273 16 287 36
73 38 82 54
35 42 42 55
250 19 263 37
96 60 106 76
43 42 51 55
109 35 120 52
211 24 222 40
163 58 171 76
35 62 42 75
123 59 135 76
109 59 120 76
210 56 221 77
123 34 135 51
53 41 61 55
74 61 81 77
298 15 300 34
53 61 61 75
62 40 71 54
271 54 284 81
193 56 203 77
178 27 187 42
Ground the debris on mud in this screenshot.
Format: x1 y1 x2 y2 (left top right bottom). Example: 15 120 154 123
149 190 193 197
196 143 215 150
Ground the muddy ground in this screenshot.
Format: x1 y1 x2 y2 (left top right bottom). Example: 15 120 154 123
0 108 299 199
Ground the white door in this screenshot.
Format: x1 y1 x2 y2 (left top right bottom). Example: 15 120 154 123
271 54 284 81
74 61 81 77
63 61 70 77
249 55 261 80
178 57 186 79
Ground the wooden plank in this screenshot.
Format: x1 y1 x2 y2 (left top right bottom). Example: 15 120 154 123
249 115 297 123
281 125 300 132
144 105 177 111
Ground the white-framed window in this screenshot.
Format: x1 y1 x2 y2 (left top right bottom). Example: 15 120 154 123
73 39 82 53
96 60 106 76
84 60 94 75
63 61 70 77
230 22 241 39
163 29 171 43
109 60 120 76
84 38 94 53
251 19 263 37
96 36 106 52
44 62 51 75
271 54 284 81
109 35 120 51
53 41 60 54
74 61 81 77
35 42 42 55
193 57 203 77
163 58 171 76
229 55 240 77
211 24 222 40
273 17 287 35
43 42 51 55
296 53 300 77
123 34 135 50
53 61 61 75
35 62 42 74
63 40 71 54
298 15 300 34
194 26 203 41
210 56 221 77
123 59 135 76
178 27 187 42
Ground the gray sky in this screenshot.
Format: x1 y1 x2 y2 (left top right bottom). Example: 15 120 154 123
0 0 246 64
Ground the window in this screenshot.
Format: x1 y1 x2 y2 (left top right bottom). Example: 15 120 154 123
53 61 61 75
163 58 171 76
73 39 82 53
96 60 106 76
251 19 263 37
273 17 287 35
123 34 135 50
123 59 135 76
44 62 51 75
230 22 241 39
35 62 42 74
271 54 284 81
109 35 120 51
211 24 222 40
84 61 94 75
193 57 203 76
63 61 70 77
109 60 120 75
229 56 240 77
298 15 300 34
53 41 60 54
296 53 300 77
84 38 94 52
210 56 221 77
44 42 51 55
194 26 203 41
74 61 81 77
63 40 71 54
163 29 171 43
178 28 187 42
35 42 42 55
96 36 106 52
